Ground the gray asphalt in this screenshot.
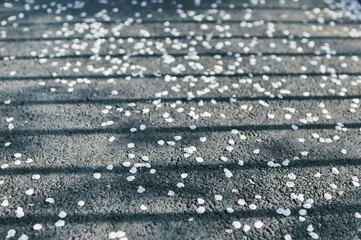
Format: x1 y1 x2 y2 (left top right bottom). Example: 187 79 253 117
0 0 361 239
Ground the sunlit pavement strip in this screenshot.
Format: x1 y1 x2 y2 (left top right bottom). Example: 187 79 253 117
0 0 361 239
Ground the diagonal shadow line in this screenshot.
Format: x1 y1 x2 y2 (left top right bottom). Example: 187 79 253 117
0 202 359 225
7 94 361 106
0 158 359 176
0 6 328 15
1 72 361 81
2 123 361 136
6 19 361 26
0 35 359 42
123 6 328 11
3 52 361 61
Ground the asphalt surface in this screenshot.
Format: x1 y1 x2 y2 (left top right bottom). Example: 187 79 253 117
0 0 361 239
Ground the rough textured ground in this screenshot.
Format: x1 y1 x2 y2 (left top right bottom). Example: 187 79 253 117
0 0 361 239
